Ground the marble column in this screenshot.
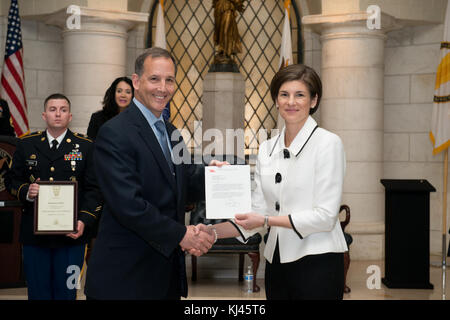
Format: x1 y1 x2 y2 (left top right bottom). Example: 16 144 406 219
202 71 246 162
36 7 148 133
303 12 398 260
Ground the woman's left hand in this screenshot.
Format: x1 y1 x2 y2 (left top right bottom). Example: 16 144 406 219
234 213 264 230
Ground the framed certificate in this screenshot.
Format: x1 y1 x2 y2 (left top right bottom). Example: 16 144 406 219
34 181 78 235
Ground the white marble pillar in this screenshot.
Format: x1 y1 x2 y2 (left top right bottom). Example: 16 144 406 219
63 20 128 133
303 13 398 260
202 72 246 160
37 7 148 133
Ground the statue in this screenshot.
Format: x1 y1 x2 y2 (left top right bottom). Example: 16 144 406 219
212 0 246 68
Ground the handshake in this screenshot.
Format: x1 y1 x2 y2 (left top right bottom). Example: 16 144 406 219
179 224 217 257
178 159 228 256
178 160 263 256
178 212 264 256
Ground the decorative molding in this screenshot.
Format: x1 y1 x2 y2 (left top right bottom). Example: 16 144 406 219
24 6 148 31
303 11 401 34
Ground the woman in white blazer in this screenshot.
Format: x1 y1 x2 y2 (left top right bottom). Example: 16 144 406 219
201 64 347 300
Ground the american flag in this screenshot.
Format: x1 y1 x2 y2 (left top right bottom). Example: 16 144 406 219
0 0 28 137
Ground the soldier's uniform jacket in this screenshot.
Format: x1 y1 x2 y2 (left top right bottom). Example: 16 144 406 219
5 129 102 247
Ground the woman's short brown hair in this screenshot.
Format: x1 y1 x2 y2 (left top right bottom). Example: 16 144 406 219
269 64 322 115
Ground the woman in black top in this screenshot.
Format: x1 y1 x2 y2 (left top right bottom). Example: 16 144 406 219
87 77 134 139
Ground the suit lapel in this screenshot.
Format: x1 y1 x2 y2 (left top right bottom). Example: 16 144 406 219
128 104 177 192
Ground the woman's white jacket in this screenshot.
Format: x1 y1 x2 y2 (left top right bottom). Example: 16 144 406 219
235 116 348 263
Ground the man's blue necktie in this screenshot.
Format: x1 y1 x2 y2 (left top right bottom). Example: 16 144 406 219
154 120 174 174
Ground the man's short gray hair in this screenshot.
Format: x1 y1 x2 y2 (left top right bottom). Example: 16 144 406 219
135 47 177 76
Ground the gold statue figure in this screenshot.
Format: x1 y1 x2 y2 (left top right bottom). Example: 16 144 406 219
213 0 246 65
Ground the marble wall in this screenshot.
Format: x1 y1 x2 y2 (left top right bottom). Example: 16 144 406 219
383 23 448 256
0 17 63 132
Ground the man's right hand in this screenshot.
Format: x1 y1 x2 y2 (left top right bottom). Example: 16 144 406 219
27 178 40 200
179 225 215 257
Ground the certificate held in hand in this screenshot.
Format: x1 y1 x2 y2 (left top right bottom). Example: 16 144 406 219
205 165 251 219
34 181 78 235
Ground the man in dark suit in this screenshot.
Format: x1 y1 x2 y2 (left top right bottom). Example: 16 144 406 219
84 47 222 300
5 93 102 299
0 98 15 136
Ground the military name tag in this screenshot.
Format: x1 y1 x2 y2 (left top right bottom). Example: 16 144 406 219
26 160 37 166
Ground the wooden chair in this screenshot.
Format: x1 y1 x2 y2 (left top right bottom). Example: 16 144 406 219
189 200 262 292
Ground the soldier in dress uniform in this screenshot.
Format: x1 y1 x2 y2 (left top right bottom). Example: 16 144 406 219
5 93 102 300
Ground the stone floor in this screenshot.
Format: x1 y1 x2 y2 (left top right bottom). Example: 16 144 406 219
0 257 448 300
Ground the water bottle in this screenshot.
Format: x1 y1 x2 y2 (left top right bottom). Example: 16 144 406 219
244 265 254 293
